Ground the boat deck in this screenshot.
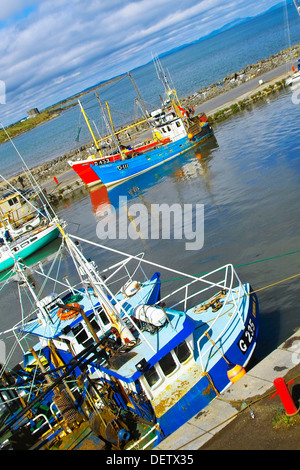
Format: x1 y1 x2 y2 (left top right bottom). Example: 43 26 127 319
95 283 253 383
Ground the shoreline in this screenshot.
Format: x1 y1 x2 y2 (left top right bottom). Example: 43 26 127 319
1 43 299 201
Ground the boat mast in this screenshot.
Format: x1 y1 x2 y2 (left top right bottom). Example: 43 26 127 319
105 101 123 153
153 55 184 119
0 124 57 221
127 72 150 119
55 221 141 347
78 99 104 158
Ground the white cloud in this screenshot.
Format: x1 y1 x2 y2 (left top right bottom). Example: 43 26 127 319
0 0 283 125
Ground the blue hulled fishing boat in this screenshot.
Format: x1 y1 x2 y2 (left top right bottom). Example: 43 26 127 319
0 225 258 450
90 108 213 188
69 57 214 188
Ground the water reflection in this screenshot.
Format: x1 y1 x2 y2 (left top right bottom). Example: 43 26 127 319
88 136 219 218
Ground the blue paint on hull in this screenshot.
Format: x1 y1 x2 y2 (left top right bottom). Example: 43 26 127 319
91 124 213 187
154 290 259 444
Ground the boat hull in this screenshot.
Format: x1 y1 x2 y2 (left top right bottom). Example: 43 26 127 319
90 123 213 187
154 288 259 444
0 224 60 273
69 139 171 187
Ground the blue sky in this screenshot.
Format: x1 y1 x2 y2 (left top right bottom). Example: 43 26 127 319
0 0 286 125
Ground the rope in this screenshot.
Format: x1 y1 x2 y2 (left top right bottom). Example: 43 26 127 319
202 371 220 396
247 272 300 297
142 248 300 296
204 331 230 365
235 249 300 268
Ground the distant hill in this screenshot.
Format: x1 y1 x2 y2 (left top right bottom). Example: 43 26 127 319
160 1 289 59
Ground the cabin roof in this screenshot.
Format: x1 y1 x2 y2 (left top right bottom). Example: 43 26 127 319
97 309 197 383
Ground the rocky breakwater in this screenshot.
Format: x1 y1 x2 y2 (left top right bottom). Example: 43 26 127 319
180 44 300 110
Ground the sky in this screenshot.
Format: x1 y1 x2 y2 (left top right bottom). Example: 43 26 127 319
0 0 285 126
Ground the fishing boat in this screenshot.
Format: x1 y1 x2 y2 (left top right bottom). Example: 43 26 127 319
0 222 259 450
0 193 61 273
0 220 61 273
0 130 64 273
68 59 214 188
90 109 212 188
0 187 62 273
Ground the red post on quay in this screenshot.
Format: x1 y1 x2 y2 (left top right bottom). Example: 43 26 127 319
53 177 59 185
271 377 299 416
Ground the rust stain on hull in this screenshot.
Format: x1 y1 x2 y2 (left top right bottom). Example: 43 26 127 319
152 363 207 418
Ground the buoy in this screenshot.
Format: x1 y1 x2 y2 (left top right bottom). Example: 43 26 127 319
196 153 202 160
53 176 59 185
188 133 194 140
204 331 246 383
227 362 246 383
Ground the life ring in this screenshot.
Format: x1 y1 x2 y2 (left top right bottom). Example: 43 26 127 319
57 302 81 321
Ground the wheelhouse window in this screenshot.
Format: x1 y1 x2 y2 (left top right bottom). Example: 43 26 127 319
98 307 110 326
174 341 191 363
8 197 18 206
159 352 177 377
144 366 160 388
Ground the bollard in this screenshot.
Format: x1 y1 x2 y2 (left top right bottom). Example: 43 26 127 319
271 377 299 416
53 177 59 185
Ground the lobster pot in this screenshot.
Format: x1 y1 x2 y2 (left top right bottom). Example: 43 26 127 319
53 390 82 426
133 305 166 327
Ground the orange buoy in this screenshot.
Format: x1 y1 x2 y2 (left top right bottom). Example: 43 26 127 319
188 133 194 140
227 362 246 383
57 302 81 321
196 153 202 160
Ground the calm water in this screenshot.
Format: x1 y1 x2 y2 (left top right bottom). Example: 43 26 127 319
2 86 298 365
1 3 300 178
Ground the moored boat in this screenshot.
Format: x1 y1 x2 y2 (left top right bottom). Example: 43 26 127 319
0 220 60 273
90 110 212 187
0 227 258 450
0 186 62 273
68 59 214 188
